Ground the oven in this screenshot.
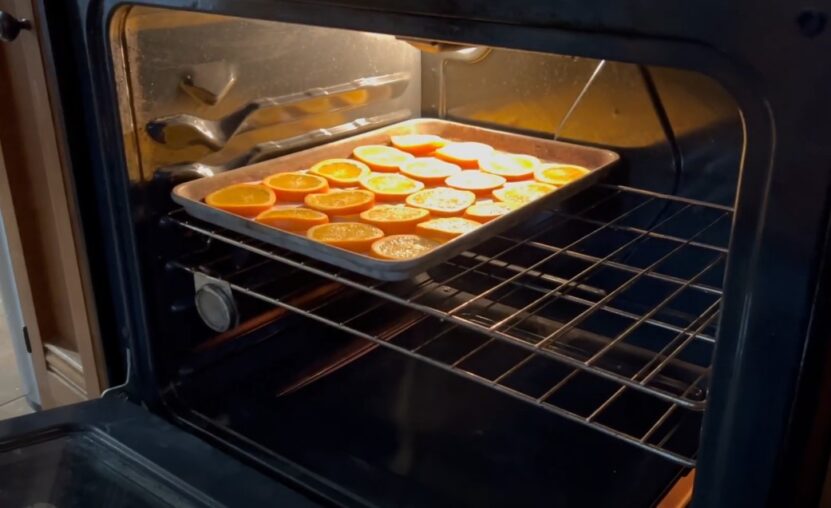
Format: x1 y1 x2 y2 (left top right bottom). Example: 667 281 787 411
1 0 831 506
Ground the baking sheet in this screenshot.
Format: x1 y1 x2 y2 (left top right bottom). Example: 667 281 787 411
172 119 620 281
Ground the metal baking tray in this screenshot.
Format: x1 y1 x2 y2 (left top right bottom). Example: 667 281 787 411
172 119 620 281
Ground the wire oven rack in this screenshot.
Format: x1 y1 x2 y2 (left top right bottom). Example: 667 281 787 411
165 183 732 466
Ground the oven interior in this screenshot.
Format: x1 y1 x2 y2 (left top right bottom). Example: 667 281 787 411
109 6 741 506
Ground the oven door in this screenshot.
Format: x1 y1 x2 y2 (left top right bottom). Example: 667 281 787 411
0 397 323 507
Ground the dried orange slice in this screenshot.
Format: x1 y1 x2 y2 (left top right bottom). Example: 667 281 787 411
405 187 476 217
309 159 370 187
307 222 384 252
255 207 329 232
434 142 494 169
304 189 375 215
352 145 414 172
359 173 424 201
463 201 517 223
371 234 440 260
205 183 276 217
479 153 539 181
416 217 482 240
399 157 462 185
493 181 557 205
445 170 506 195
534 164 590 185
263 172 329 202
359 205 430 234
390 134 446 155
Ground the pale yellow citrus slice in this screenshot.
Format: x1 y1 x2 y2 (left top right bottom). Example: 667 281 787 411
352 145 414 172
479 153 540 181
371 234 440 260
416 217 482 240
405 187 476 217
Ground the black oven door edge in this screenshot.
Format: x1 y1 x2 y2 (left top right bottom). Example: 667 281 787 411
0 397 326 507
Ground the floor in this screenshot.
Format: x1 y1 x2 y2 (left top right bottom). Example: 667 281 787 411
0 291 34 420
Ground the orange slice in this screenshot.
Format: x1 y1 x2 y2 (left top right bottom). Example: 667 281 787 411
309 159 370 187
307 222 384 252
534 164 590 185
405 187 476 217
416 217 482 241
493 181 558 206
304 189 375 215
434 142 494 169
479 153 540 181
359 205 430 234
263 172 329 202
255 207 329 232
359 173 424 201
371 234 440 260
205 183 276 217
445 170 506 195
390 134 446 155
352 145 414 172
463 201 517 223
399 157 462 185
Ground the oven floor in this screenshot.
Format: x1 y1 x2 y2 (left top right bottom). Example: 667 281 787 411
176 317 688 508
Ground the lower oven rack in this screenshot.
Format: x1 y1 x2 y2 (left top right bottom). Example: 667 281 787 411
165 183 732 467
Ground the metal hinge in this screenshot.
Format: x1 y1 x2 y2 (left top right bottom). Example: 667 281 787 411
21 326 31 353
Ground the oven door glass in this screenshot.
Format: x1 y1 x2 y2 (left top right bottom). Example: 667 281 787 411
0 398 320 507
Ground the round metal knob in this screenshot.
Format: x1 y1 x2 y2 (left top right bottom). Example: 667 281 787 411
195 283 238 333
0 11 31 43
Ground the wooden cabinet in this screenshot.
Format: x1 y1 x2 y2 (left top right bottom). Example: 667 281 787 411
0 0 107 407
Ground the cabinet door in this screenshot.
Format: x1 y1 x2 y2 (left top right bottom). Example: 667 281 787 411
0 0 106 406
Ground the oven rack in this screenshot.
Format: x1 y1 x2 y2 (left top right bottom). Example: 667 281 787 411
165 183 732 466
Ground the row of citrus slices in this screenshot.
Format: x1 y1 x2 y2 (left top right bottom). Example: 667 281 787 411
203 134 590 260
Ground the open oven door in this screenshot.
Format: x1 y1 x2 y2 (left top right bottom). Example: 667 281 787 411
0 397 323 507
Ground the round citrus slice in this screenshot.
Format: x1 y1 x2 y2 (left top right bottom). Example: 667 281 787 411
445 170 507 195
434 142 494 169
359 173 424 201
371 234 441 260
390 134 447 155
493 181 557 205
405 187 476 217
309 159 370 187
352 145 414 172
255 207 329 232
399 157 462 185
359 205 430 234
479 153 540 181
534 163 590 185
263 172 329 202
416 217 482 241
304 189 375 215
307 222 384 252
205 183 276 217
463 201 517 223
